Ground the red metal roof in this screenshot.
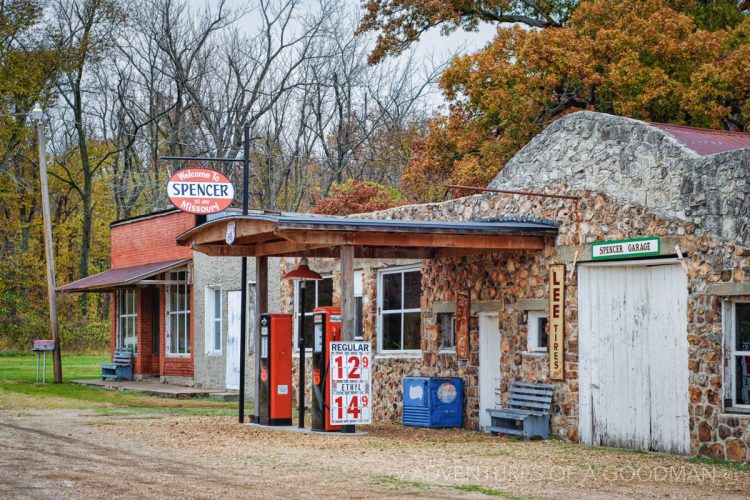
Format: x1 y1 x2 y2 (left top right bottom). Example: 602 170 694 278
57 258 190 292
649 122 750 156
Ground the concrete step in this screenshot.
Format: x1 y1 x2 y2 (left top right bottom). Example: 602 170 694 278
209 392 239 402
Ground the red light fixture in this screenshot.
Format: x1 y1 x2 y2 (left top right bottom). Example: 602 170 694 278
283 256 321 429
283 257 323 281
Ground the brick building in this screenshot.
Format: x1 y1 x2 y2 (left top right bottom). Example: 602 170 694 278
59 209 282 392
60 210 196 383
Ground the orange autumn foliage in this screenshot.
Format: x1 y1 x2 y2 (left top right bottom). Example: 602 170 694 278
311 180 407 216
400 0 750 202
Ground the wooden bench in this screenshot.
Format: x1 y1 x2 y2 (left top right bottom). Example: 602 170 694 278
486 382 554 439
101 348 134 381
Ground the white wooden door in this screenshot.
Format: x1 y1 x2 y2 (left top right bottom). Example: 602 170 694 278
578 262 690 454
479 313 501 430
226 291 241 390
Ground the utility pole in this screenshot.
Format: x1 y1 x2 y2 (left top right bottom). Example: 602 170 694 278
31 103 62 384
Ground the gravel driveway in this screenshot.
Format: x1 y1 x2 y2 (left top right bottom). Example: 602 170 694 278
1 410 748 499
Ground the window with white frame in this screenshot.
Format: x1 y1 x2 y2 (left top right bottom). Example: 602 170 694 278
438 312 456 351
294 277 333 351
527 311 548 352
117 289 137 353
726 302 750 408
378 267 421 353
166 270 190 356
205 287 221 355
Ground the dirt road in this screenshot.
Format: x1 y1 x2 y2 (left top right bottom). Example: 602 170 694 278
1 410 748 499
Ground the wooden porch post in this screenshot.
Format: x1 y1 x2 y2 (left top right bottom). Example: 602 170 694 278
339 245 356 433
254 256 268 421
339 246 355 341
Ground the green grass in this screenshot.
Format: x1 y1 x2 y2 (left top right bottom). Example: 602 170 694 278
371 474 431 490
450 484 524 499
0 354 238 416
688 456 750 474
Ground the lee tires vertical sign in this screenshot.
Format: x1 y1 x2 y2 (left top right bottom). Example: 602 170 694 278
549 264 565 380
329 341 372 425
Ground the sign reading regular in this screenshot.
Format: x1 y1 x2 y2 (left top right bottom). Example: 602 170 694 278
329 341 372 425
167 168 235 215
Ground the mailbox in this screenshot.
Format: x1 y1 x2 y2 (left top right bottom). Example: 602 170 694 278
311 306 342 432
258 313 293 426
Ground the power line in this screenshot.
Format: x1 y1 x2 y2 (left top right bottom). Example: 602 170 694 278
155 138 436 164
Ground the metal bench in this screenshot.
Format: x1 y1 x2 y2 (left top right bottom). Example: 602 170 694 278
101 348 134 381
486 382 554 439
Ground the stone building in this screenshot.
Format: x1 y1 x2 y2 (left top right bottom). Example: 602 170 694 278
178 110 750 463
282 111 750 462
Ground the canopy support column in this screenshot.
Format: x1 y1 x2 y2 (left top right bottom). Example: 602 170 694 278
340 246 355 341
339 245 356 434
253 255 268 422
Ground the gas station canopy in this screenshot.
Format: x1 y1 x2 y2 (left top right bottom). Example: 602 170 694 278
176 212 558 259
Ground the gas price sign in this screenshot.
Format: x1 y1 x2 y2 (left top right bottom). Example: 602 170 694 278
329 341 372 425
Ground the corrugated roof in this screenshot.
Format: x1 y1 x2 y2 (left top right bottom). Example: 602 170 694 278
57 258 190 292
649 122 750 156
177 212 559 243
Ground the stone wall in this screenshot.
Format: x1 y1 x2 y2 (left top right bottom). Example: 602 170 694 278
489 111 750 247
274 175 750 461
363 187 750 462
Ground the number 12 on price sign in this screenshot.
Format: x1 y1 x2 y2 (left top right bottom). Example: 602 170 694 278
329 341 372 425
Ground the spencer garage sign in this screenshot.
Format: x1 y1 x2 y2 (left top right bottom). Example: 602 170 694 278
592 237 660 261
167 168 235 214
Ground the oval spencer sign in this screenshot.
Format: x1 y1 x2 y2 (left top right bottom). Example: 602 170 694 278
167 168 235 215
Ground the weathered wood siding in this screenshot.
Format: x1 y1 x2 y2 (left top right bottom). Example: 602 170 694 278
578 262 690 454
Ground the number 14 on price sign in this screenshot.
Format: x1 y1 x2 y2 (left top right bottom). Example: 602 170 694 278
329 341 372 425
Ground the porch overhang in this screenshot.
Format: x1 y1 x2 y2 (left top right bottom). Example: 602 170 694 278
176 212 558 259
57 258 191 293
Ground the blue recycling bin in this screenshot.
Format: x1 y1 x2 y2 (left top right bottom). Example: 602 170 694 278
402 377 464 428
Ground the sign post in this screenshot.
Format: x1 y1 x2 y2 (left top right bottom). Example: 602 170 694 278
329 341 372 426
161 122 254 424
32 340 55 383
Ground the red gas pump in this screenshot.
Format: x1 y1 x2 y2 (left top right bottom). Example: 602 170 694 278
311 306 341 432
258 313 293 426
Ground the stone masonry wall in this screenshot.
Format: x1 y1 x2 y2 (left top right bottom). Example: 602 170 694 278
364 187 750 462
489 111 750 247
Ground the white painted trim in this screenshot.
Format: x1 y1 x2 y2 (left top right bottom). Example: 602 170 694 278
204 286 222 356
166 269 191 357
377 266 422 354
726 302 750 410
116 289 138 353
578 258 680 268
527 311 548 353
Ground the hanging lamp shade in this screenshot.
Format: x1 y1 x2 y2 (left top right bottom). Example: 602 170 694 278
283 257 323 281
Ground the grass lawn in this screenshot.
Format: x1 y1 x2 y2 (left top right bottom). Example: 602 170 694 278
0 353 239 417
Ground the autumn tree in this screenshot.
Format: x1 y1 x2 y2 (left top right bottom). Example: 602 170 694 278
358 0 577 63
311 179 406 215
400 0 750 201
